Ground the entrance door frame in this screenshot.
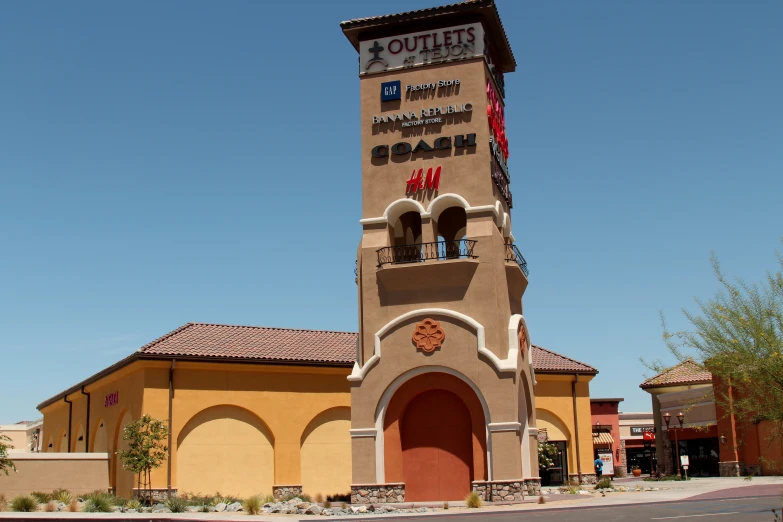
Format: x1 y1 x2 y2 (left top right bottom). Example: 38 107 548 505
374 366 493 483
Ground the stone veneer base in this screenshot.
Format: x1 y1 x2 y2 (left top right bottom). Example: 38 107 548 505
273 485 302 500
351 483 405 504
132 488 177 502
472 479 541 501
569 473 597 485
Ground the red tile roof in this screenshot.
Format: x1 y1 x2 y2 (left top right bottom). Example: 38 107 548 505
531 345 598 374
138 323 356 364
639 360 713 389
38 324 598 410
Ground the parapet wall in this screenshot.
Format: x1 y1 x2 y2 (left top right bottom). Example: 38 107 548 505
0 453 109 497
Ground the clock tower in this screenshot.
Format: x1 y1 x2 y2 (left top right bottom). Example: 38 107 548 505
341 0 539 503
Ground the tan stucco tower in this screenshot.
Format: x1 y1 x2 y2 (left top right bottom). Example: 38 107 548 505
342 0 539 503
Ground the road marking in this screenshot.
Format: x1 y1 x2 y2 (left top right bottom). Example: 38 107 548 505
651 513 739 520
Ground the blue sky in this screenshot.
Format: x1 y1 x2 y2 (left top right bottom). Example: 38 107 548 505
1 0 781 422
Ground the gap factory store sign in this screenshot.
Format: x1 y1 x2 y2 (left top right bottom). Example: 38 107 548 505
360 23 485 73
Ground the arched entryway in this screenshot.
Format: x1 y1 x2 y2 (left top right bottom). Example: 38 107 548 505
382 372 487 501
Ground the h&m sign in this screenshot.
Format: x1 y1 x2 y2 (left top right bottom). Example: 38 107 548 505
360 23 485 74
104 391 119 408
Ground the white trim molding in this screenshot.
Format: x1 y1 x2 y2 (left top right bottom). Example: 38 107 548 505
348 308 519 382
528 427 540 436
349 428 377 438
488 422 521 433
360 194 510 230
373 366 494 483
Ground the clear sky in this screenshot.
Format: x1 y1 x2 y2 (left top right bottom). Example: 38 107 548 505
1 0 781 422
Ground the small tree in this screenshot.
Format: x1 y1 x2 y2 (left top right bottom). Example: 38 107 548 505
658 243 783 443
0 434 16 475
116 415 168 505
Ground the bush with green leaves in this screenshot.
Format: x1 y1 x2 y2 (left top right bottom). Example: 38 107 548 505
10 495 39 512
30 491 51 503
464 491 482 508
165 496 187 513
82 497 113 513
242 495 263 515
596 477 612 489
52 488 72 504
125 498 142 511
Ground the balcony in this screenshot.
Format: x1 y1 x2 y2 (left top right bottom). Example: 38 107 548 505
505 243 530 276
376 239 478 268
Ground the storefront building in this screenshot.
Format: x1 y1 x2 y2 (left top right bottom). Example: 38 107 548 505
618 412 656 475
38 324 598 500
590 399 622 477
641 360 783 477
38 0 605 503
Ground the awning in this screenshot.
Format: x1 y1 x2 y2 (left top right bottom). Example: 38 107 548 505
592 430 614 446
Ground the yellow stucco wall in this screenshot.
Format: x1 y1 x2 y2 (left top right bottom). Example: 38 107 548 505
534 374 595 480
41 361 352 499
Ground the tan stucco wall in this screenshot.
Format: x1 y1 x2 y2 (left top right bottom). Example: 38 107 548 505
0 454 109 497
0 428 28 452
535 374 595 479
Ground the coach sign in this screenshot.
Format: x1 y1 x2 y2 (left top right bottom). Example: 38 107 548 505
360 23 485 74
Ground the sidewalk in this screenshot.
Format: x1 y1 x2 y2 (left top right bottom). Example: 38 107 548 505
1 477 781 521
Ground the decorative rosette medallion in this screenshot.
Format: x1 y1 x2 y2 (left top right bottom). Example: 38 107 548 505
412 318 446 353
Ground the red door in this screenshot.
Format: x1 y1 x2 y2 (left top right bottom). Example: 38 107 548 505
401 389 474 501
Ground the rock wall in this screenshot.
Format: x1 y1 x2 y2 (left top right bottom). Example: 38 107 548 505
351 483 405 504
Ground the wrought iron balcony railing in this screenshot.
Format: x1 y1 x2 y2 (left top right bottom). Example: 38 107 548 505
505 243 530 276
377 239 478 268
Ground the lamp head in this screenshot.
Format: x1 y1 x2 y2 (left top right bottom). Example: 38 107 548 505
663 412 671 427
677 412 685 426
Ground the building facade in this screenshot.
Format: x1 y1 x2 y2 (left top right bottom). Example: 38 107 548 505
641 360 782 477
590 399 622 477
618 412 655 475
37 323 598 501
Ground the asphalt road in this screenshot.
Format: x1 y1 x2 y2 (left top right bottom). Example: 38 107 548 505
337 496 782 522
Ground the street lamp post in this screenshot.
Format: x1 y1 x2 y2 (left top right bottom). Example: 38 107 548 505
663 412 685 477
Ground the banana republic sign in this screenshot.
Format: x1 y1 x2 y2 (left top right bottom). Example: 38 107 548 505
360 23 485 74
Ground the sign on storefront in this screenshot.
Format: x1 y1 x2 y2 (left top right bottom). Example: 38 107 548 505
631 426 655 436
360 23 485 74
597 448 615 476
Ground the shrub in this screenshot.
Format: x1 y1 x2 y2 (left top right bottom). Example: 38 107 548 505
44 500 57 512
341 502 348 509
67 499 80 512
314 492 324 504
263 495 275 504
323 499 331 508
82 494 113 513
443 501 449 509
0 494 7 512
464 491 482 508
10 495 39 512
242 495 263 515
125 498 141 511
166 496 188 513
596 477 612 489
30 492 51 503
538 495 546 504
52 489 72 504
327 493 351 502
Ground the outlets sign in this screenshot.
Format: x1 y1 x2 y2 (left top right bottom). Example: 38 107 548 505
360 23 485 74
